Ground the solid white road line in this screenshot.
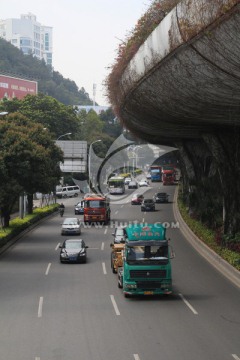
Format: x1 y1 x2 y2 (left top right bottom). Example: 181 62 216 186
38 297 43 318
179 293 198 315
133 355 141 360
35 357 40 360
45 263 51 275
102 262 107 275
110 295 120 316
55 243 60 250
101 242 105 251
232 355 240 360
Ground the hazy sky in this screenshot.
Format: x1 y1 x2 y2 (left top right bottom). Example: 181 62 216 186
1 0 152 106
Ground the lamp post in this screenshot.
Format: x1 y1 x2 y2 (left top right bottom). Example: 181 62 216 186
57 132 72 140
88 140 102 191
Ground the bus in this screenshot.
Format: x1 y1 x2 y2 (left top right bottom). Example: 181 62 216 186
150 165 162 182
108 176 125 195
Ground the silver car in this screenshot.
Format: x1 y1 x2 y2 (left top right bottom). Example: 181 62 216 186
61 217 81 235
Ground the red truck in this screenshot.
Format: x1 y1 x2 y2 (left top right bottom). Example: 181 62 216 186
162 167 175 185
83 194 111 224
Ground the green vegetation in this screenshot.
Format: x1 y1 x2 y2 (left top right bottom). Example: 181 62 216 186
0 204 59 249
178 191 240 271
0 38 92 105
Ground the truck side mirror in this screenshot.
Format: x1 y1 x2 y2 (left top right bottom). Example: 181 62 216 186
110 243 114 248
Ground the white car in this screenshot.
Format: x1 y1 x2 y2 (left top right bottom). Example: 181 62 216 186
61 217 81 235
138 179 149 187
124 177 132 185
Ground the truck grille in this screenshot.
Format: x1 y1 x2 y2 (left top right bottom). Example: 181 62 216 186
130 270 166 278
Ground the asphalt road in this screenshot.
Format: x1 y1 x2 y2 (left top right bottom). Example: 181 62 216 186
0 182 239 360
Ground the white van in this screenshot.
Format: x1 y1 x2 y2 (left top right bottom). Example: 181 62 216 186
56 185 80 198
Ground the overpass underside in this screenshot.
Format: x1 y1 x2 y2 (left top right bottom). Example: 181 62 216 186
115 0 240 145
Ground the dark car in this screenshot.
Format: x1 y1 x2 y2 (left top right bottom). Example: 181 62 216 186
153 192 169 203
128 181 138 189
141 198 155 211
59 239 88 263
131 194 144 205
112 227 127 244
74 200 84 215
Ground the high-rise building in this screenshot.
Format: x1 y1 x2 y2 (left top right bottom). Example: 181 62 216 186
0 13 52 67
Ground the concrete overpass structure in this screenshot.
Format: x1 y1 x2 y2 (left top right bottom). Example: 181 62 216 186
112 0 240 145
109 0 240 235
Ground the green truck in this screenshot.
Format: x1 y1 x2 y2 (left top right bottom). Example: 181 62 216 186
117 223 175 297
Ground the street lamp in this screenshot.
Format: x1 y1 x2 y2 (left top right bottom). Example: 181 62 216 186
57 132 72 140
88 139 102 191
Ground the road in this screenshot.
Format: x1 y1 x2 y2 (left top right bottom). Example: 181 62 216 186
0 182 239 360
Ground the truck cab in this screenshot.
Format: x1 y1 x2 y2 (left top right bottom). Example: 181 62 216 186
118 224 175 297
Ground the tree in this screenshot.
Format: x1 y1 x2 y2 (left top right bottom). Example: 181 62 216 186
0 112 63 227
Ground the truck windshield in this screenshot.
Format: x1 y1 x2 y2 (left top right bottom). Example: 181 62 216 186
85 200 106 208
126 245 168 265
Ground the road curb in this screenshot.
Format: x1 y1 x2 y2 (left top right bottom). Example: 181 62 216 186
173 186 240 289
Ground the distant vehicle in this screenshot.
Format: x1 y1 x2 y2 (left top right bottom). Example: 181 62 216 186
131 194 144 205
61 217 81 235
59 239 88 263
56 185 80 198
162 168 175 185
146 173 151 179
138 179 149 187
141 199 155 212
150 165 162 182
74 200 84 215
153 192 169 203
124 177 132 185
108 176 125 195
112 227 127 244
128 180 138 189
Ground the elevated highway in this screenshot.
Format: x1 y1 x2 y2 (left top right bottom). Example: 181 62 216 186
109 0 240 234
111 0 240 145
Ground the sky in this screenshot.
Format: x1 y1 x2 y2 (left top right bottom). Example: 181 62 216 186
1 0 153 106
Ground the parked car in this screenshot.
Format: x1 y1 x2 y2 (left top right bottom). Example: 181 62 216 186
131 194 144 205
61 217 81 235
74 200 84 214
128 180 138 189
138 179 149 187
112 226 127 244
124 177 132 185
59 239 88 263
141 198 155 211
153 192 169 203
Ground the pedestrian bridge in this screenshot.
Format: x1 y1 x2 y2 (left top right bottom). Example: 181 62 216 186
111 0 240 145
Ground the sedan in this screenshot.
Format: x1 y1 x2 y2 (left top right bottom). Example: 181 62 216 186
141 199 155 211
59 239 88 263
138 179 149 187
131 194 144 205
128 181 138 189
153 192 169 203
61 217 81 235
112 226 127 244
74 200 84 215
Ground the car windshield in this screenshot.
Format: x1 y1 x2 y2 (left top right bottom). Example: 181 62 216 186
65 241 82 249
64 219 78 225
144 200 153 203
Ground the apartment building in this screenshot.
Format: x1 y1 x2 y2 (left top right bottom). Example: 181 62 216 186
0 13 52 67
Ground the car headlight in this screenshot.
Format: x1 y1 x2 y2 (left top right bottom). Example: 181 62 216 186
61 253 67 258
